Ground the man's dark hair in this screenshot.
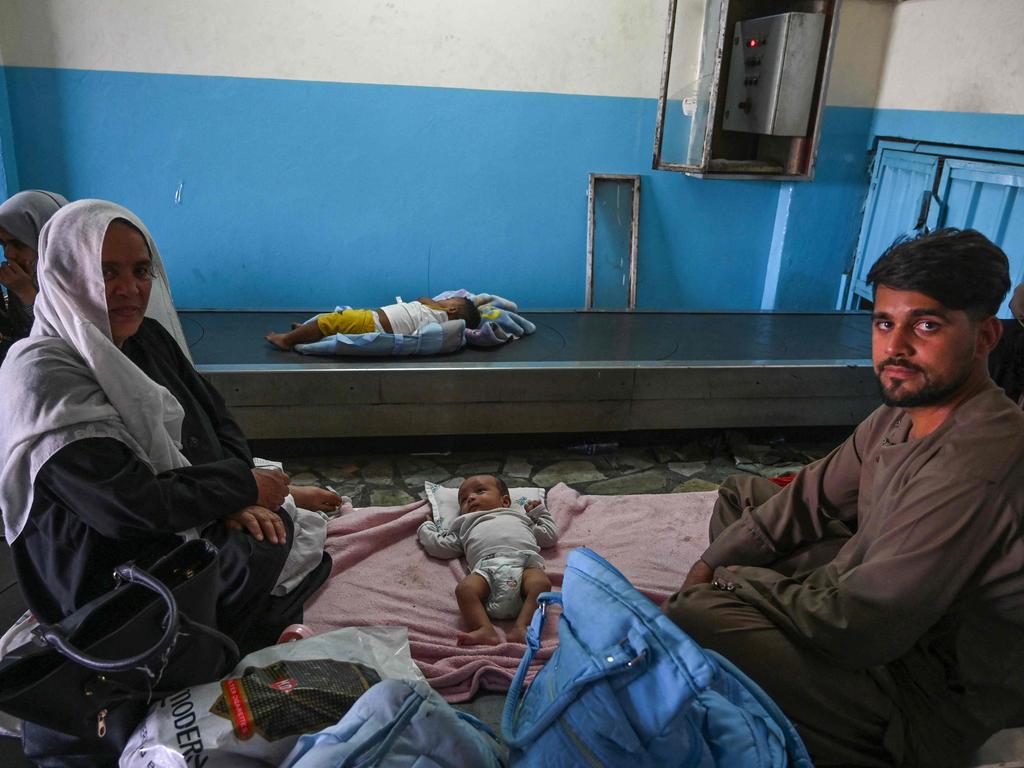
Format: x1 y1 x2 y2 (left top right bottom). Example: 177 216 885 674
454 298 481 329
867 228 1010 319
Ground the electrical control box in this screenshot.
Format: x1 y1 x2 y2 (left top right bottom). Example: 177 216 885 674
722 12 825 136
652 0 841 179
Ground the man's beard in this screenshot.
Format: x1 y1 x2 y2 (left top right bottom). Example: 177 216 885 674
875 356 974 408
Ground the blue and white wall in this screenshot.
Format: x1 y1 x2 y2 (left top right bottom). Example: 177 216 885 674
870 0 1024 148
0 0 1022 311
770 0 1024 311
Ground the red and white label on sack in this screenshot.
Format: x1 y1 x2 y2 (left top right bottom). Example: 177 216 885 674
269 678 298 693
221 679 255 740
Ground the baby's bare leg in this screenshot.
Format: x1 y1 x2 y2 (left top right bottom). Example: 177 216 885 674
289 485 343 512
506 567 551 644
266 320 323 351
455 573 501 646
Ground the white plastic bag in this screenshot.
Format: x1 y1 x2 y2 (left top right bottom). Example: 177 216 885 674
120 626 423 768
272 495 328 596
251 457 329 595
0 610 35 738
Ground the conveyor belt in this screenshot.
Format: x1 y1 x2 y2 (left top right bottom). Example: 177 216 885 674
182 310 878 438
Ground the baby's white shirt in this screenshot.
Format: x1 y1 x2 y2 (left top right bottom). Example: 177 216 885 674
380 301 447 335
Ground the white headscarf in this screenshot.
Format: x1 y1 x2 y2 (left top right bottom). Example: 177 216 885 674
0 190 69 251
0 200 192 541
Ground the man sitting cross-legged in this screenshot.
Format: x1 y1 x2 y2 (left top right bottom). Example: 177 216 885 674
664 228 1024 768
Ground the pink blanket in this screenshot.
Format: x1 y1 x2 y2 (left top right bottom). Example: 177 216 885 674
303 482 714 701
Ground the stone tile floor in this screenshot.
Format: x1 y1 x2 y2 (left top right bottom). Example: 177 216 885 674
271 429 836 505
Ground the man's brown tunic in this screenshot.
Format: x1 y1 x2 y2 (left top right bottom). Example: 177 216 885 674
666 382 1024 767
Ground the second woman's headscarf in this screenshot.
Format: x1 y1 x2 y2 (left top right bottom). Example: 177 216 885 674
0 200 192 541
0 190 69 251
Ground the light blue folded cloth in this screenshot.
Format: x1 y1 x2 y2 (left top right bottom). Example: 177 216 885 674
281 679 504 768
294 318 466 357
433 290 536 348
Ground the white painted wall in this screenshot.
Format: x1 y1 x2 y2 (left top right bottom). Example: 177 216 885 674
826 0 894 108
667 0 1024 115
0 0 668 97
2 1 1018 111
875 0 1024 114
0 0 900 105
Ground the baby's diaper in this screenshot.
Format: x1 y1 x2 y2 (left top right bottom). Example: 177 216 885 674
473 552 544 619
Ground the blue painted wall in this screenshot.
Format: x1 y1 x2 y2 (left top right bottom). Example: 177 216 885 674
0 66 16 200
770 107 875 311
769 107 1024 311
5 64 1020 312
2 66 780 311
871 109 1024 153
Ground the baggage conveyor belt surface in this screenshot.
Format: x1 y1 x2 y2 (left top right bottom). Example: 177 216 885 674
181 310 877 439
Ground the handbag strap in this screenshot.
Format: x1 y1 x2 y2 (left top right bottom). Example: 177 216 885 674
501 591 559 735
37 563 180 674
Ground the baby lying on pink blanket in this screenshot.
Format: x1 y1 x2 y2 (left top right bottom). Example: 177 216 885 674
303 483 712 700
417 474 558 646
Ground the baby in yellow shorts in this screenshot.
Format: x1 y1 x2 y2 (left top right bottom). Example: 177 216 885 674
266 296 480 351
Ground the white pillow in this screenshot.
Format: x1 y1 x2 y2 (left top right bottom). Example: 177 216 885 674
424 481 546 529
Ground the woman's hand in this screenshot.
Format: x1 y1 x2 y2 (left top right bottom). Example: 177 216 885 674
0 260 38 305
252 467 290 510
290 484 343 513
225 505 287 544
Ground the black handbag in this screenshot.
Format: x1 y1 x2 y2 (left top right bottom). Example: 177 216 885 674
0 538 240 754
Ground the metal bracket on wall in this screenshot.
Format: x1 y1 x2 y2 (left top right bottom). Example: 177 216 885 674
585 174 641 310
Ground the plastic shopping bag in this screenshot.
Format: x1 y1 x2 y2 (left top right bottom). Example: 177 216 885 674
120 626 423 768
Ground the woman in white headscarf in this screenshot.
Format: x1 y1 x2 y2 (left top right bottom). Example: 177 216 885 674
0 200 331 661
0 189 68 362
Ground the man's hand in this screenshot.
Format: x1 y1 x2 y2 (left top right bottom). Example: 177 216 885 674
252 467 290 510
524 499 541 514
0 260 37 305
681 559 715 589
225 505 287 544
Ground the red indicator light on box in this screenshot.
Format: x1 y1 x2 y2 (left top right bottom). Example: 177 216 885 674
748 38 758 48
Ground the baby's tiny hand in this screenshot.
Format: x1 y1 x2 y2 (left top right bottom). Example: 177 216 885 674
524 500 541 513
424 512 435 524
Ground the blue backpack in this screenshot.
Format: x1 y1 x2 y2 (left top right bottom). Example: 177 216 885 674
501 547 813 768
281 678 505 767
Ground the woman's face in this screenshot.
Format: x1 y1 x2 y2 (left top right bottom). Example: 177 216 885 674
0 225 37 272
102 222 153 347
